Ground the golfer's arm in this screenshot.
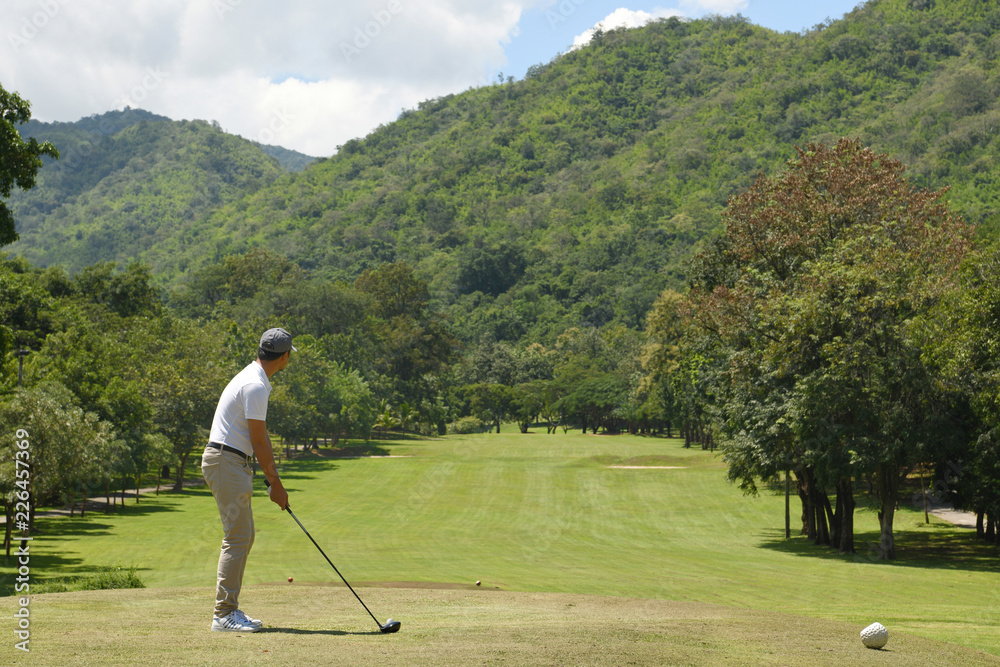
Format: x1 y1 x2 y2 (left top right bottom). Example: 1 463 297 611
248 419 281 486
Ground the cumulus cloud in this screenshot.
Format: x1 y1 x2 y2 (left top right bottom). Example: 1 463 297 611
570 1 748 50
571 8 685 49
1 0 545 156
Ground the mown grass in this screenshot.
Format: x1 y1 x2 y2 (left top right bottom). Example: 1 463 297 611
2 430 998 662
2 586 997 666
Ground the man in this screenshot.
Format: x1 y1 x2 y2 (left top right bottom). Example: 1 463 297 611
202 327 293 632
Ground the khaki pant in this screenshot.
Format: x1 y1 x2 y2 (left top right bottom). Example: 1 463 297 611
202 446 255 618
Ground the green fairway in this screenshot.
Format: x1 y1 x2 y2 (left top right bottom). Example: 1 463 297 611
3 432 999 662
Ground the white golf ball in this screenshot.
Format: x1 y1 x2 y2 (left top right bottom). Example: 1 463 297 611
860 622 888 649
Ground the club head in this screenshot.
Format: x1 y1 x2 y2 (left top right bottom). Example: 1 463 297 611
380 619 401 634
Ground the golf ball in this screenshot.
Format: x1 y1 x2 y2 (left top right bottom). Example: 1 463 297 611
860 622 888 649
288 576 293 582
476 580 481 586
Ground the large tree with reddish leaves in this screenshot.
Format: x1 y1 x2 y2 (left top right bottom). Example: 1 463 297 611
687 138 972 559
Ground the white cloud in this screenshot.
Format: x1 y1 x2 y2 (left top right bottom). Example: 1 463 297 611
571 7 686 50
1 0 546 156
570 1 751 51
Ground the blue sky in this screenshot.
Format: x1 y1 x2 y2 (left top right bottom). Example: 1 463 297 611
2 1 865 156
498 1 863 82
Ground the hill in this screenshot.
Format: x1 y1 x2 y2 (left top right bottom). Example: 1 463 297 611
8 110 313 272
10 0 1000 343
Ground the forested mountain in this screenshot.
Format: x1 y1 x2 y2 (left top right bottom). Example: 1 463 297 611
6 0 1000 558
9 110 312 272
11 0 1000 345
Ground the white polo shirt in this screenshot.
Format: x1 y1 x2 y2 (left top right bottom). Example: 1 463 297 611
209 362 272 457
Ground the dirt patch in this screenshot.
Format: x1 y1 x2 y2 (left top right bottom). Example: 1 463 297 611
591 454 694 468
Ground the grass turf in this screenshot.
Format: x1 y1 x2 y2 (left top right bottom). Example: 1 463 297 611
2 586 998 666
2 431 999 662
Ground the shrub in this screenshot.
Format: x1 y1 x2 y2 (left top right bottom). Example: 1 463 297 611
449 416 486 434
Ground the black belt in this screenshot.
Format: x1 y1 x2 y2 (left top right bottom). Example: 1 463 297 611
207 442 253 463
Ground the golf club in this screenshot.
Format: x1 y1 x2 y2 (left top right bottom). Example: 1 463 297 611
266 480 401 634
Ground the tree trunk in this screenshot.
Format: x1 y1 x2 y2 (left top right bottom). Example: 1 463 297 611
795 469 815 539
81 483 87 518
834 478 855 554
812 480 830 547
919 467 929 524
823 489 837 547
104 483 111 514
784 470 791 539
3 500 11 560
173 450 190 492
875 463 897 559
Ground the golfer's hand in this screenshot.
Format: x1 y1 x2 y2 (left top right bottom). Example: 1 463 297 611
268 479 289 510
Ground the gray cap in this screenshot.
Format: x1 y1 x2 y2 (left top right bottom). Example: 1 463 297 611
259 327 297 354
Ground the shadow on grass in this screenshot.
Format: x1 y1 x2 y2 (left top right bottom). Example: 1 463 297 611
261 458 341 494
259 627 380 636
269 438 430 490
758 525 1000 573
0 549 87 596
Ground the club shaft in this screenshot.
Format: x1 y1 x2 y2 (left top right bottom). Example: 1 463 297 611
285 506 382 627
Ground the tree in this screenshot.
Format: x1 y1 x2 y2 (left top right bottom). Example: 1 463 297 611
0 84 58 246
30 305 154 495
142 317 231 491
0 257 55 361
925 243 1000 541
0 383 116 548
688 139 972 558
354 261 429 320
269 338 376 447
372 400 398 439
74 261 162 318
511 381 547 433
555 373 628 434
467 383 513 433
641 289 691 438
354 262 458 417
456 243 526 296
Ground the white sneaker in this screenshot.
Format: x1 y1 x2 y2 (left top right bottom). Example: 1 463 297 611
211 610 260 632
235 609 263 628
